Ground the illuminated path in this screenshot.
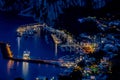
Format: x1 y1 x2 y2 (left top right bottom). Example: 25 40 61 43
0 42 65 68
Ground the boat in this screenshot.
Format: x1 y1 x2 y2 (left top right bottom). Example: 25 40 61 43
23 50 30 60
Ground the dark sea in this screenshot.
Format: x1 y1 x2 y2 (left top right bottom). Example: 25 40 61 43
0 12 64 80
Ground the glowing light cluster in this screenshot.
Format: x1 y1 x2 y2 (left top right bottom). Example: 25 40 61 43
81 43 97 54
6 44 13 58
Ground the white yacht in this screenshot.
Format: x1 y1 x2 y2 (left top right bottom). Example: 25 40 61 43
23 50 30 60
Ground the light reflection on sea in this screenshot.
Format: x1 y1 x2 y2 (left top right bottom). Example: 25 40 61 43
0 12 64 80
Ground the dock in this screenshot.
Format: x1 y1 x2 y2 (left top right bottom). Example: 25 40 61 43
0 42 65 68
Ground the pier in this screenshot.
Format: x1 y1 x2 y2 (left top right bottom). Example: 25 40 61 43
51 34 61 56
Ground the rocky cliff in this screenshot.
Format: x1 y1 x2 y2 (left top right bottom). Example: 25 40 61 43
0 0 116 26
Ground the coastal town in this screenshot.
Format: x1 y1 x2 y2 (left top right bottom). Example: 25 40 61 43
14 16 120 80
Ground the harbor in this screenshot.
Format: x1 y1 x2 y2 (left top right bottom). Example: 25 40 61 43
0 13 64 80
0 20 120 80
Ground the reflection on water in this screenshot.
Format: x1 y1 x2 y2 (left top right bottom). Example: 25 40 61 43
34 34 40 49
7 60 14 75
55 43 58 56
17 62 19 67
17 37 21 57
22 62 29 77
